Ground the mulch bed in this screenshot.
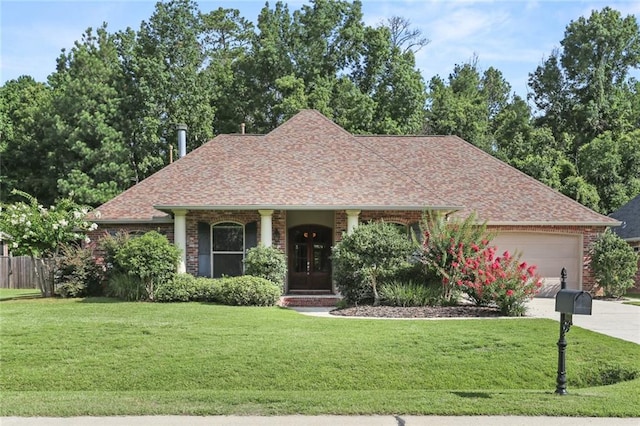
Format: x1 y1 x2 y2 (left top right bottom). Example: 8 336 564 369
330 305 503 318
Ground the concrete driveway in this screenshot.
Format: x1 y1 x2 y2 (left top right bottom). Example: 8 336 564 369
525 297 640 344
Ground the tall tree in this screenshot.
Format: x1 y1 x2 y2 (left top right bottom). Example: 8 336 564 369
528 7 640 154
201 7 254 134
47 25 131 206
125 0 217 166
427 60 512 151
0 77 53 204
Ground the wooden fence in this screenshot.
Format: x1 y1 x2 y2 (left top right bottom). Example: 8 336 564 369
0 256 37 289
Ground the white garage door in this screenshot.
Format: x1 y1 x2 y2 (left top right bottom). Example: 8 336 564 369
491 233 582 297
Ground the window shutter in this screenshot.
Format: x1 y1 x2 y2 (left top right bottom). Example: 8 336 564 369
245 221 257 251
410 222 422 243
197 222 211 277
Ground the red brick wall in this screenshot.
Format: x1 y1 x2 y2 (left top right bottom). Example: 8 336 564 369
87 223 174 264
184 210 287 276
334 210 423 243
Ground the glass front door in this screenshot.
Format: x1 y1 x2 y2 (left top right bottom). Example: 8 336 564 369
288 225 332 292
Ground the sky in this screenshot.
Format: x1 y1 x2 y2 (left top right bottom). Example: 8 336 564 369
2 0 640 101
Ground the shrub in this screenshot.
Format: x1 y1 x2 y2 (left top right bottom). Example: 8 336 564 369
449 244 542 316
332 221 414 306
215 275 281 306
415 211 494 303
114 231 181 301
54 244 104 298
105 272 146 301
99 231 132 276
155 274 220 302
380 281 441 307
589 229 639 298
244 245 287 291
155 273 197 302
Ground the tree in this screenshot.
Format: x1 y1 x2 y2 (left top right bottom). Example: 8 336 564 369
201 7 254 134
427 60 512 151
578 130 640 213
332 222 414 306
47 25 131 205
529 7 640 152
0 77 54 204
589 229 639 297
386 16 429 54
0 190 96 296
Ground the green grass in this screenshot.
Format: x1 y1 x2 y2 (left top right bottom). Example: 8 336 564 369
623 292 640 306
0 288 41 300
1 296 639 417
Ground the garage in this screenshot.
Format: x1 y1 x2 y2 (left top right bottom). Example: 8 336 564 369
491 232 582 297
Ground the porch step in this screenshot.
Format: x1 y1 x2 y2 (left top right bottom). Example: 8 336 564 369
279 295 342 307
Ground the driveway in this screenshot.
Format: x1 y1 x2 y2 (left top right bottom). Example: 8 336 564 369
525 297 640 344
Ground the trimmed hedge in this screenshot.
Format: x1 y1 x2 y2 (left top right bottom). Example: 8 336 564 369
216 276 281 306
155 274 219 302
155 274 281 306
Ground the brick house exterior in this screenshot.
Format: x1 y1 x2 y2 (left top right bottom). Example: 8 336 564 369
90 110 618 296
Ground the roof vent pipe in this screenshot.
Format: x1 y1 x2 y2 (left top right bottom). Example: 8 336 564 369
177 124 187 158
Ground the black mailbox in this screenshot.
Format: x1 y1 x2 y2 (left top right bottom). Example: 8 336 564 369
555 289 592 315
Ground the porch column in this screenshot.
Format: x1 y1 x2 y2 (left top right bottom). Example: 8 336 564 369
346 209 361 234
173 209 188 273
259 210 274 247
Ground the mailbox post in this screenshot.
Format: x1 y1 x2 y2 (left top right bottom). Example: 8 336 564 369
554 268 593 395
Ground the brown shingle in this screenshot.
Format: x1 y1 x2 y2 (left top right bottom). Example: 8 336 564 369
92 110 616 226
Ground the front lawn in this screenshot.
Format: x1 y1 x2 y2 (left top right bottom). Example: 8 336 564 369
0 296 639 417
0 288 40 301
623 292 640 306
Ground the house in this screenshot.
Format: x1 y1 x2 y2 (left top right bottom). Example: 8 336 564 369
609 194 640 292
89 109 618 300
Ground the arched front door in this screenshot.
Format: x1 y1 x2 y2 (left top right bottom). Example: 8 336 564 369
288 225 332 292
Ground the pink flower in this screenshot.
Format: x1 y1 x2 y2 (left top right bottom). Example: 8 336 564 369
506 289 514 297
471 243 479 252
527 265 537 277
503 251 511 260
519 261 527 270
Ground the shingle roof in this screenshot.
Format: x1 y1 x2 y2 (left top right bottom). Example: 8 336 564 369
93 109 616 226
609 194 640 240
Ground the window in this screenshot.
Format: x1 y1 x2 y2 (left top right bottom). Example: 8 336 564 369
197 221 257 278
212 222 244 278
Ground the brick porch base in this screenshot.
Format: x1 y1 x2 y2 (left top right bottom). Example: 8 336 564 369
279 295 342 307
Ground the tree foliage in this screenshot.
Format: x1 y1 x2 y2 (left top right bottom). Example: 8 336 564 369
1 3 639 214
0 190 96 296
332 221 414 306
113 231 181 301
589 229 639 298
